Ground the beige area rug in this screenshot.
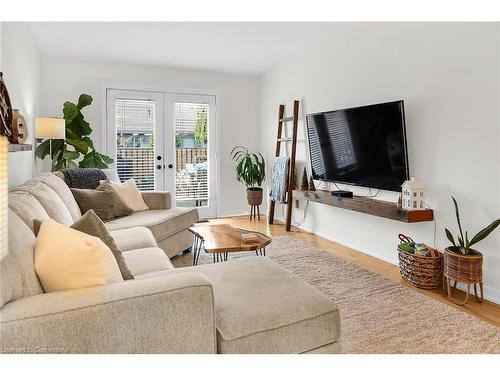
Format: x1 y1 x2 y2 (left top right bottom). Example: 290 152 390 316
171 236 500 354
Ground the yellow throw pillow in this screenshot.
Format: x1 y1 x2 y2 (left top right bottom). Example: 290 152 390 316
34 219 123 292
106 179 149 212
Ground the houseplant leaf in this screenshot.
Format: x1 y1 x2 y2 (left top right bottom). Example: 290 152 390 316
66 138 89 154
63 102 79 121
35 139 51 160
62 150 79 160
77 94 93 110
445 228 456 247
452 196 465 244
468 219 500 248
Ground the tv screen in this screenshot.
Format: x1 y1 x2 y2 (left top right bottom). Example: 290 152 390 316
306 100 409 192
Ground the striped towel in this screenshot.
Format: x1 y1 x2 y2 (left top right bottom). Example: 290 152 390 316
269 156 290 203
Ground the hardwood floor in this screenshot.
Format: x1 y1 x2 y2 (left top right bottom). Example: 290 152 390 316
208 214 500 327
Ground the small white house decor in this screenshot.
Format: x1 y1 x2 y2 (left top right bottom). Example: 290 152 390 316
401 177 426 211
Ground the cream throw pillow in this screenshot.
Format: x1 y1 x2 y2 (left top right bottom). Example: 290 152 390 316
106 179 149 212
34 219 123 292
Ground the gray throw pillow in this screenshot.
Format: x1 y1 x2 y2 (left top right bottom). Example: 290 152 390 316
34 210 134 280
71 182 133 221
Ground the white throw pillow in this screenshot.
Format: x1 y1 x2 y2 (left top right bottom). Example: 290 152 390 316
34 219 123 292
106 179 149 212
102 168 121 183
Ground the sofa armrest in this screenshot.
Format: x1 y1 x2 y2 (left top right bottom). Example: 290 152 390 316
142 191 172 210
0 273 216 354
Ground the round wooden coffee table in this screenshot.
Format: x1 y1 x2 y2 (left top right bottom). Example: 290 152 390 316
188 224 271 266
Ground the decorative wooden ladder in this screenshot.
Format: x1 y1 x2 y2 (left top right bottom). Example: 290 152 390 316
268 100 300 231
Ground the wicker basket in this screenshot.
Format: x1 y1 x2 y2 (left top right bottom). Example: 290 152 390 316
397 234 443 289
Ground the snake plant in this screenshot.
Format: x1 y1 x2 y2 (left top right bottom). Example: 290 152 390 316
445 196 500 255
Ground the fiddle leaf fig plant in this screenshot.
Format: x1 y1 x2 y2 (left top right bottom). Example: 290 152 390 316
36 94 113 171
445 196 500 255
230 146 266 188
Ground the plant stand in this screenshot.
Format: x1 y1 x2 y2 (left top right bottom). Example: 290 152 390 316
443 247 484 306
443 277 484 306
249 205 260 220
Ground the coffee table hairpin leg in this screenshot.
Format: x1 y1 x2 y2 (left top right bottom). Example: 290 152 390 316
192 235 204 266
255 248 266 256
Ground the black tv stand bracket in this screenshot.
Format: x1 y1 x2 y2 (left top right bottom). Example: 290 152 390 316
330 190 353 198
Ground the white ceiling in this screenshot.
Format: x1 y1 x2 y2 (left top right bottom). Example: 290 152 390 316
29 22 332 76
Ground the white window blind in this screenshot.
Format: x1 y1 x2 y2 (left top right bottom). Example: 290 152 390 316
174 102 209 207
115 98 155 191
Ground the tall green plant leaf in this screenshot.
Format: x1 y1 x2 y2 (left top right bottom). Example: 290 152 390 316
63 102 79 121
452 196 465 244
445 228 456 246
468 219 500 248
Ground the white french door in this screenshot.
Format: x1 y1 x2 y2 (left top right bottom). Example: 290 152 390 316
106 89 217 218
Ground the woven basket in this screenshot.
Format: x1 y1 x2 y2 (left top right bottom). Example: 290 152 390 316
397 234 443 289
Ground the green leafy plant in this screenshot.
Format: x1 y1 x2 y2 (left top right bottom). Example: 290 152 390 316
36 94 113 171
194 107 207 146
445 196 500 255
230 146 266 189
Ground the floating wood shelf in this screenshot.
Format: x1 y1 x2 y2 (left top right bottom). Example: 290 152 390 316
293 189 434 223
8 143 32 152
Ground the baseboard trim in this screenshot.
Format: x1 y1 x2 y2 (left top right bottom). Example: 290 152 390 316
296 222 500 305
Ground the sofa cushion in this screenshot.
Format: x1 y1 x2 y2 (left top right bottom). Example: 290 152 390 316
34 219 123 292
35 172 82 221
122 247 174 277
110 227 158 252
105 207 198 242
167 257 341 354
70 210 134 280
0 209 44 308
8 191 49 232
14 180 73 226
71 183 133 221
105 179 149 212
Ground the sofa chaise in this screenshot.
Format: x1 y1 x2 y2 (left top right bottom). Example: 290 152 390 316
0 173 341 353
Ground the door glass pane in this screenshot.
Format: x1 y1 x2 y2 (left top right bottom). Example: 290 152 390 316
115 99 155 191
174 102 208 207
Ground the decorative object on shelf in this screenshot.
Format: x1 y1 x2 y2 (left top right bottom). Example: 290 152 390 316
397 233 442 289
401 177 426 211
0 72 13 142
397 195 402 208
230 146 266 221
0 136 7 259
300 166 308 190
291 167 297 190
11 109 27 144
35 93 113 170
36 117 66 172
443 196 499 305
308 175 316 191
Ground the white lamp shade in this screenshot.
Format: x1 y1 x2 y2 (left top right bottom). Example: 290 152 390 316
36 117 66 139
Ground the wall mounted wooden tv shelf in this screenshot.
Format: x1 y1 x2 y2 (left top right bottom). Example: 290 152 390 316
292 189 434 223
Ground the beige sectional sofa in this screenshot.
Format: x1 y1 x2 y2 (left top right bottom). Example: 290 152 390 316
0 173 341 354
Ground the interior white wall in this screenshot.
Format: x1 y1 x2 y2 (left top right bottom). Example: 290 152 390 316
259 23 500 302
1 23 40 188
39 57 260 217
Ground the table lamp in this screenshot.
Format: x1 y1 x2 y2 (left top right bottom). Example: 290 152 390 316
36 117 65 172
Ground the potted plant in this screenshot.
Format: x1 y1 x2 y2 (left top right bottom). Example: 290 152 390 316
36 93 113 171
230 146 266 208
443 196 499 304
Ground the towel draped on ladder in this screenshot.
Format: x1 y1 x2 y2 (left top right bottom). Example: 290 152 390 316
269 156 290 203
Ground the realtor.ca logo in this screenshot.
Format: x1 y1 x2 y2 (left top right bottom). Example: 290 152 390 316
1 347 67 354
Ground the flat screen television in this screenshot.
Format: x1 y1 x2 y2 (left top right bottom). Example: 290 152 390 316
306 100 409 192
